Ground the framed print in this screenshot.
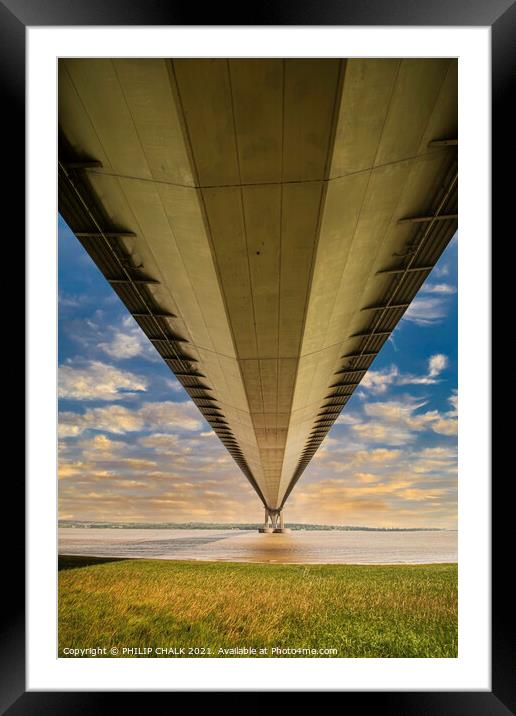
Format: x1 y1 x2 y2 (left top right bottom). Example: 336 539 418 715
7 0 508 710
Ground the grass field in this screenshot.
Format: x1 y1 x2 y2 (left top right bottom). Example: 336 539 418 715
58 556 457 658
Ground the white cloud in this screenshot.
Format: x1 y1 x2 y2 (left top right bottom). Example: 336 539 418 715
421 283 457 295
396 354 449 387
360 354 449 395
434 263 450 278
98 315 161 361
165 378 184 393
99 331 145 360
397 374 439 386
447 390 458 417
403 270 457 326
58 361 147 401
428 354 448 377
361 366 399 395
403 297 447 326
58 292 87 308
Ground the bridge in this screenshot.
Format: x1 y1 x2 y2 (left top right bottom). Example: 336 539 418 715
58 58 457 532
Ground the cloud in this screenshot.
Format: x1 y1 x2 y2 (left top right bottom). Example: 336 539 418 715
59 405 144 437
403 268 457 326
58 391 458 525
388 334 399 352
165 378 184 393
418 446 457 459
336 414 360 426
58 292 89 308
58 429 258 522
98 316 163 362
283 418 458 527
58 361 147 401
431 418 457 436
63 311 160 364
396 354 449 387
359 355 449 395
139 401 203 432
354 472 378 483
349 420 414 445
428 354 448 377
397 375 439 386
81 434 124 454
355 448 402 463
99 331 145 360
361 366 399 395
360 395 458 441
403 297 448 326
286 471 455 527
420 283 457 295
59 474 257 523
59 400 203 438
434 263 450 278
138 433 182 450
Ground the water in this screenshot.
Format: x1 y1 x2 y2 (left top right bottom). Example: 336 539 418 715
58 528 457 564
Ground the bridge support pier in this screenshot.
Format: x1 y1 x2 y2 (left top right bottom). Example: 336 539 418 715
258 508 290 534
258 507 274 533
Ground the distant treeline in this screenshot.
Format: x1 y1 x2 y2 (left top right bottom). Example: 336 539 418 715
59 520 446 532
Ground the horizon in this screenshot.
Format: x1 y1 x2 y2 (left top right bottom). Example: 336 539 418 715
59 518 453 531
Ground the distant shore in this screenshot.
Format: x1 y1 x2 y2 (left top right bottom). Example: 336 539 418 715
59 521 452 532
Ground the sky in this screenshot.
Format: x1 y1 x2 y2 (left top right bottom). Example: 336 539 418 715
58 215 458 528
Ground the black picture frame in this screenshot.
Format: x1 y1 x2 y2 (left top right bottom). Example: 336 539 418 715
7 0 507 710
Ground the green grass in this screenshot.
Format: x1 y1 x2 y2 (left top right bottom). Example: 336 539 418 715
58 556 457 658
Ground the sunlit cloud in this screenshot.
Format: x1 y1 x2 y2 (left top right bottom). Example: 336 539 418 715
139 401 203 432
361 366 398 394
59 400 203 437
355 448 402 463
359 354 449 396
334 392 458 448
58 360 147 401
363 396 457 438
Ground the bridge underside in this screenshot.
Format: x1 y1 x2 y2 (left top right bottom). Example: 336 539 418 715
58 58 458 511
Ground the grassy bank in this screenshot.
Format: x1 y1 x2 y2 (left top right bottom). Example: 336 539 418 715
58 556 457 658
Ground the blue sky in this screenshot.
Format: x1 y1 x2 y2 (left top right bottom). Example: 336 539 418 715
58 215 457 527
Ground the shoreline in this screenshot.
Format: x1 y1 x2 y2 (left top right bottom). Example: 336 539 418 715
58 553 458 567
